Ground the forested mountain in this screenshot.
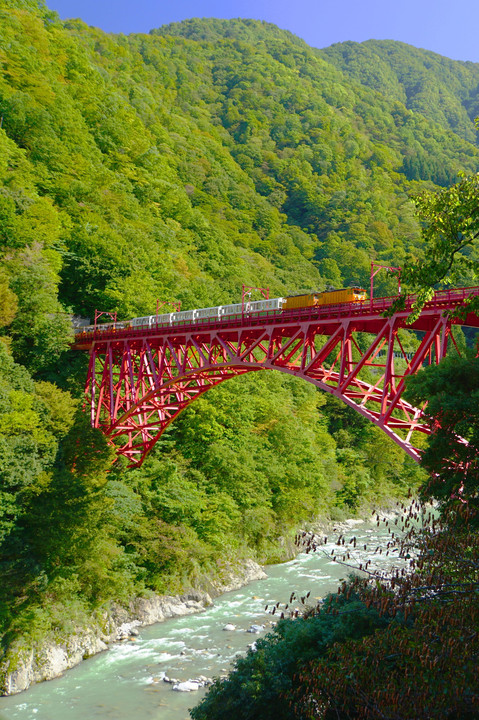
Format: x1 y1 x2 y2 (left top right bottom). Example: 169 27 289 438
321 39 479 144
0 0 477 667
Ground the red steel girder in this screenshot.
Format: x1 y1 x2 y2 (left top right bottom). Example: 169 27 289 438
80 289 479 467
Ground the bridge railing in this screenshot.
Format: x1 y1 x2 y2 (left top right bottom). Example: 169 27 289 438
74 285 479 343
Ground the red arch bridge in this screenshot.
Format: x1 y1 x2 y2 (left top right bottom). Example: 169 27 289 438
73 288 479 468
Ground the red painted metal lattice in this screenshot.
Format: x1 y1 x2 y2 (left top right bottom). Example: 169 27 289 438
73 288 479 467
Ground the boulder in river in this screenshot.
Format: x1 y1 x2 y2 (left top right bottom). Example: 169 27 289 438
171 676 213 691
247 624 265 634
173 680 201 692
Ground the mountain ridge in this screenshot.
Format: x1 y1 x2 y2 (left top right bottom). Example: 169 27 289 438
320 38 479 143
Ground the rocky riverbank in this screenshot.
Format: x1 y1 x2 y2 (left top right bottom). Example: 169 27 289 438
0 559 267 696
0 507 407 697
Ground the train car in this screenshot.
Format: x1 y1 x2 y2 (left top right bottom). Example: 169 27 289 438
282 288 366 310
155 313 173 325
247 298 286 313
80 321 126 333
317 287 366 305
220 303 243 318
171 309 195 324
131 315 153 328
195 306 222 321
129 314 173 327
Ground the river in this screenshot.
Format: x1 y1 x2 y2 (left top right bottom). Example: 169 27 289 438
0 520 396 720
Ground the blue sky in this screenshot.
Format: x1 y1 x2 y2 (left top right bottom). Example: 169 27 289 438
46 0 479 64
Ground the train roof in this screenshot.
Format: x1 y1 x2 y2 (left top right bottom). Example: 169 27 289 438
285 287 366 298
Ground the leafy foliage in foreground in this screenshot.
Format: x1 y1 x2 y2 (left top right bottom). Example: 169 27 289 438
306 517 479 719
190 593 390 720
191 506 479 720
405 354 479 517
395 170 479 318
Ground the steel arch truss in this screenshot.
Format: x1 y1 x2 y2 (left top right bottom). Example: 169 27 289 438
85 308 460 467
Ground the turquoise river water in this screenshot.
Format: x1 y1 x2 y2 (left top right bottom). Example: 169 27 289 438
0 521 394 720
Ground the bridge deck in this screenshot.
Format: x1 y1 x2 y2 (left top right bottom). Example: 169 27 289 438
73 287 479 350
73 286 479 467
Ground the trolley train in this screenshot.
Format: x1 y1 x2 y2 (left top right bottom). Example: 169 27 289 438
79 287 367 334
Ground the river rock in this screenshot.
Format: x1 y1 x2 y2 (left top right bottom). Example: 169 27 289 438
119 592 213 627
171 676 213 691
0 633 109 696
205 559 267 595
222 623 236 631
247 624 264 634
116 620 141 641
173 680 201 692
197 675 212 685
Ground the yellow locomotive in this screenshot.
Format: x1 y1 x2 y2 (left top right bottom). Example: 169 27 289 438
282 287 367 310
